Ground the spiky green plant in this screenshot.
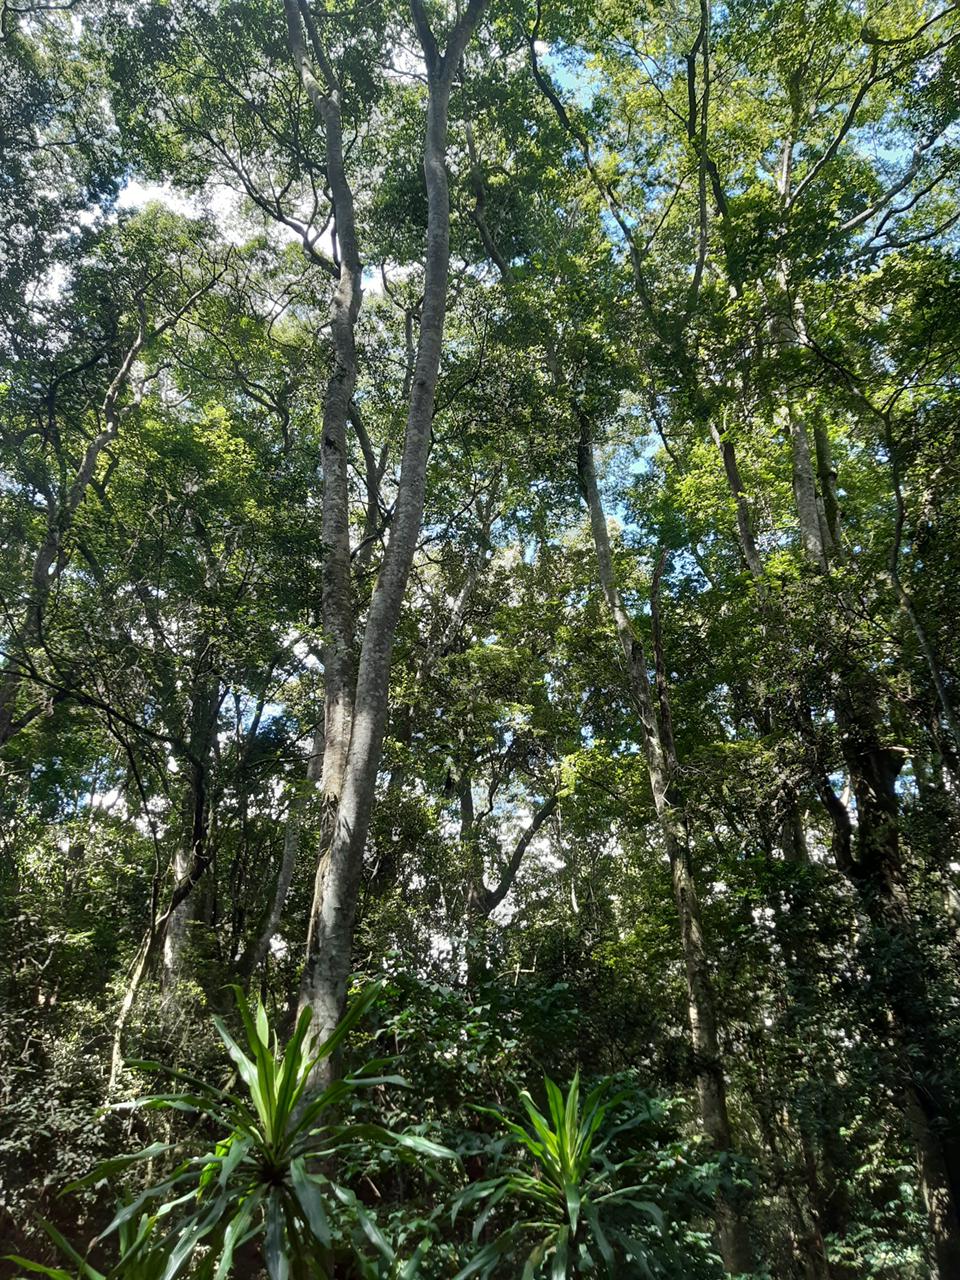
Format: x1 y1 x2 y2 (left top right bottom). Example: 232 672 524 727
6 1213 171 1280
12 985 453 1280
453 1071 664 1279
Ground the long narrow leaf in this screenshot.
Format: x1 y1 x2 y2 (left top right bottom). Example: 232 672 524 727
231 989 277 1143
563 1178 581 1234
263 1191 289 1280
3 1257 74 1280
582 1201 616 1273
214 1192 261 1280
211 1015 267 1133
290 1159 331 1247
64 1143 176 1192
35 1221 105 1280
122 1060 236 1101
452 1227 521 1280
306 982 382 1069
273 1005 314 1139
551 1225 570 1280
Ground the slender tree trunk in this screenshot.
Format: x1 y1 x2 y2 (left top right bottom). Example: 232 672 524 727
577 419 755 1275
813 418 842 552
0 327 146 746
711 419 765 581
833 684 960 1276
668 820 755 1274
162 653 219 990
769 253 833 570
785 403 830 569
297 0 488 1064
283 0 365 964
241 727 324 980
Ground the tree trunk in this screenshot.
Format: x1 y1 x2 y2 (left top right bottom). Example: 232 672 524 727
162 654 219 990
813 418 842 552
577 419 755 1275
769 259 833 570
668 821 756 1275
283 0 364 968
711 420 765 581
785 402 829 569
296 0 487 1065
834 684 960 1275
241 726 324 980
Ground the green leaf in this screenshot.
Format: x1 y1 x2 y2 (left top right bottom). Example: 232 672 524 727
331 1184 393 1263
290 1159 331 1246
122 1061 237 1104
394 1132 458 1160
582 1201 615 1271
451 1228 520 1280
470 1179 512 1241
95 1171 194 1240
214 1192 262 1280
3 1257 75 1280
33 1220 105 1280
521 1236 550 1280
264 1191 289 1280
306 982 382 1069
398 1242 430 1280
229 989 277 1143
254 999 269 1047
212 1015 267 1134
603 1194 664 1231
64 1143 176 1191
563 1179 580 1234
273 1005 313 1138
551 1225 570 1280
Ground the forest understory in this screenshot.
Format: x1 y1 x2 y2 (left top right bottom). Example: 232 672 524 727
2 0 960 1276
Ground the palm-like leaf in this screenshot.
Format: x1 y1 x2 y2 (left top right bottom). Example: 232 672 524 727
455 1073 662 1279
15 986 453 1280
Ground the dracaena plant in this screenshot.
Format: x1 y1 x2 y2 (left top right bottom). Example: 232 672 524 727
7 1213 172 1280
453 1071 665 1280
16 985 453 1280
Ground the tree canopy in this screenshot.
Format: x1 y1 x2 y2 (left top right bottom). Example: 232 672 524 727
2 0 960 1277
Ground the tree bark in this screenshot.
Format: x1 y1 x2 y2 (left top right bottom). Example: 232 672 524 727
786 403 830 569
466 792 559 920
162 647 220 990
283 0 364 946
296 0 488 1065
711 419 765 581
241 727 324 980
833 682 960 1275
813 418 842 552
770 233 833 570
577 418 755 1276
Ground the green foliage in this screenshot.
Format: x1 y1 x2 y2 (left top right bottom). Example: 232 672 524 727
8 1213 172 1280
16 988 454 1280
454 1072 671 1279
4 0 960 1274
